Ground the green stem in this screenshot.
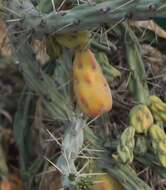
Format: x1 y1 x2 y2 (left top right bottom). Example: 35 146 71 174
6 0 166 37
124 24 149 104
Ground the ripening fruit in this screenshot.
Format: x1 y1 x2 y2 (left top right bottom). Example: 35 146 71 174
1 179 12 190
129 105 153 133
149 96 166 122
149 125 166 167
117 127 135 164
0 175 23 190
55 31 91 49
93 174 124 190
73 49 112 117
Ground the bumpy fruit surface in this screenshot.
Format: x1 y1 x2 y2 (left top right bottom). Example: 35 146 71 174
73 49 112 117
129 105 153 133
93 174 124 190
135 136 148 155
149 96 166 122
55 31 90 49
149 125 166 167
117 127 135 163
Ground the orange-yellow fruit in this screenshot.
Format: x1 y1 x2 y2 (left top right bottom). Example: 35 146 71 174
1 179 12 190
73 49 112 117
93 174 124 190
0 175 23 190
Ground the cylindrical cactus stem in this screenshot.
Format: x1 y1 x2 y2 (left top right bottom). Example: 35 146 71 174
95 51 121 83
6 0 165 37
125 24 149 104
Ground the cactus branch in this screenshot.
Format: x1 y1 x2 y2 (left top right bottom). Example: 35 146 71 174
124 23 149 104
5 0 166 37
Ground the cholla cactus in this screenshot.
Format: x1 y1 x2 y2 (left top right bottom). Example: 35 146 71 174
125 25 149 104
129 105 154 134
149 96 166 122
1 1 166 190
117 127 135 164
135 136 148 156
149 125 166 167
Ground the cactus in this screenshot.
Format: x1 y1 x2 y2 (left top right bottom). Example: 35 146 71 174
95 52 121 83
73 48 112 117
3 0 166 189
5 0 165 37
129 105 153 134
125 25 149 104
55 31 91 49
46 31 91 60
46 35 62 59
149 125 166 167
134 136 148 156
149 96 166 122
117 127 135 164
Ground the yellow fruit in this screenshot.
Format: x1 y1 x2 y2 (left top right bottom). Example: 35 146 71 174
159 141 166 154
149 96 166 122
129 105 153 133
93 174 124 190
158 154 166 168
0 175 23 190
159 112 166 122
55 31 90 49
149 124 166 142
73 49 112 117
149 125 166 167
1 179 12 190
149 96 165 106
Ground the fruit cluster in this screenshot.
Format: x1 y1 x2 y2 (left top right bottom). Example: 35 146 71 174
117 95 166 166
